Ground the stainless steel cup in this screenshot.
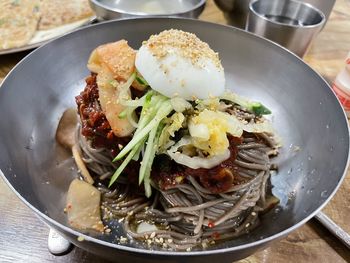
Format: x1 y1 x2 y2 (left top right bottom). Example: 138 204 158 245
246 0 326 57
214 0 334 30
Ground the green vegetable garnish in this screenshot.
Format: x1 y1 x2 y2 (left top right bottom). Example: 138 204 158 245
110 89 271 197
109 91 173 197
136 76 148 86
251 102 271 115
221 92 271 116
118 110 127 119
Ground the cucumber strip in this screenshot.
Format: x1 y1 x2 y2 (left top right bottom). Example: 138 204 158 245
114 101 172 161
139 126 157 185
143 123 166 197
144 176 152 198
109 142 142 187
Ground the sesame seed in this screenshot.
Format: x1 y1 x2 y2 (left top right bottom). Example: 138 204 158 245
150 232 156 239
120 236 128 243
245 223 250 228
143 29 223 70
251 212 257 216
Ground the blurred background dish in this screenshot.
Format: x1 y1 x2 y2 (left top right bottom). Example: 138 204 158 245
214 0 335 29
89 0 206 20
0 0 206 55
0 0 94 55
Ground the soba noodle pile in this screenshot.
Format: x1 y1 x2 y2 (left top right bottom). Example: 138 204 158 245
76 105 279 250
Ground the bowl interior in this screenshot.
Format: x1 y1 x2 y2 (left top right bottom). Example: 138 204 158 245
0 18 348 252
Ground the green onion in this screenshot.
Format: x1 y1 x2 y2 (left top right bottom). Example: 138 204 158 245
118 110 127 119
251 103 271 115
221 92 271 116
136 76 148 86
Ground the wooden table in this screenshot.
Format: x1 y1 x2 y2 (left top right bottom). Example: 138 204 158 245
1 0 350 262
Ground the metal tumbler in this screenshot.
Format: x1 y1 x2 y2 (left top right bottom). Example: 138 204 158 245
246 0 326 57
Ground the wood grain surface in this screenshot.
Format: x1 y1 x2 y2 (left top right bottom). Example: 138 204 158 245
1 0 350 262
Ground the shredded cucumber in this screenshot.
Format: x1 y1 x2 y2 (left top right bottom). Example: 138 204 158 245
109 141 142 187
113 100 172 161
139 126 157 184
109 90 173 196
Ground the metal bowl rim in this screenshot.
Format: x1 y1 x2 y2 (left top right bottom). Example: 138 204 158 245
89 0 206 16
0 16 349 256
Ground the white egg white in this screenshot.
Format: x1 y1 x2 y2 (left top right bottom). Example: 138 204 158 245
135 45 225 100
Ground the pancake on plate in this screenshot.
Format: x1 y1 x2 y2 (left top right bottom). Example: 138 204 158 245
38 0 93 30
0 0 40 49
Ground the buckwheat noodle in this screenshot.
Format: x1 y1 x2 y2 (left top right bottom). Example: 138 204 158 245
76 107 278 250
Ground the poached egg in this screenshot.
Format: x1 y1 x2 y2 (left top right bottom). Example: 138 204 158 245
135 29 225 100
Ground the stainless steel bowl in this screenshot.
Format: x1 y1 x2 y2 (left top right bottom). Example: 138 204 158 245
89 0 206 20
0 18 349 263
214 0 335 29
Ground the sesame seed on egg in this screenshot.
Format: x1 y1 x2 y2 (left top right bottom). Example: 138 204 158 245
135 29 225 100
